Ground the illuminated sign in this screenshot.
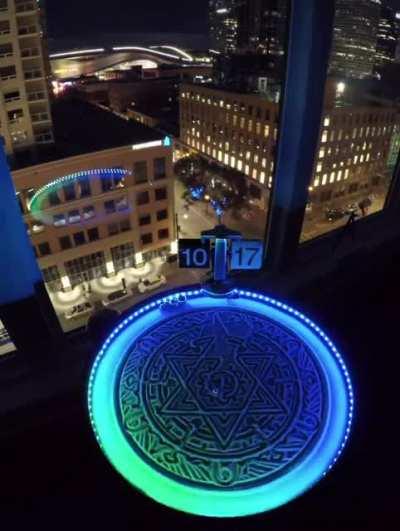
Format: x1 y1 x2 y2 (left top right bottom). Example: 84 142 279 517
132 140 163 150
88 288 354 517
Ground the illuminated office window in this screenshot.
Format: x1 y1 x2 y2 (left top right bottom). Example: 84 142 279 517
322 131 328 143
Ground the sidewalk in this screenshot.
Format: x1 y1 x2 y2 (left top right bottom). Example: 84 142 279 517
50 258 203 333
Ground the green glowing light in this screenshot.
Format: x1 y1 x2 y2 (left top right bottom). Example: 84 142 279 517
88 289 353 518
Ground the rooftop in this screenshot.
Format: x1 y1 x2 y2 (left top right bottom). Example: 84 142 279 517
11 98 163 171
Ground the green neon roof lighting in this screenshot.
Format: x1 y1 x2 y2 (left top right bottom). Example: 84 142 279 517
28 168 130 216
88 288 354 518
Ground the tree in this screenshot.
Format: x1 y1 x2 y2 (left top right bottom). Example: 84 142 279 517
176 154 255 220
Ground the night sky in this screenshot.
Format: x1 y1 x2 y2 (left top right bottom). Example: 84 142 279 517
45 0 210 39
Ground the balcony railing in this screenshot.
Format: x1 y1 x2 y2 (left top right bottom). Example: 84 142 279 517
16 1 36 13
0 27 10 35
24 68 43 80
35 131 53 144
31 112 50 123
0 73 16 81
8 117 24 125
27 90 46 101
21 47 40 58
18 25 38 36
5 95 21 104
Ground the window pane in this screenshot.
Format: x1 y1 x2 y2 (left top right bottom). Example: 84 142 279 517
83 206 96 220
158 228 169 240
116 197 129 211
38 242 51 256
139 214 152 226
73 232 86 246
157 209 168 221
141 233 153 245
59 235 72 250
108 223 119 236
137 191 150 205
79 176 91 197
54 214 66 227
301 0 400 242
88 227 99 241
178 1 288 246
120 218 131 232
68 210 81 224
104 200 116 214
63 183 76 201
154 157 166 180
134 161 148 184
155 187 167 201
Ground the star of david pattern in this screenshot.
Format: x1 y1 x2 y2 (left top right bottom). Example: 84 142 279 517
118 309 327 490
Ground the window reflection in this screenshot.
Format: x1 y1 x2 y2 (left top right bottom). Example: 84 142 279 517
301 1 400 242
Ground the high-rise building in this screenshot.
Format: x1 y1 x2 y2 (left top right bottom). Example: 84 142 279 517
237 0 287 58
330 0 381 80
209 0 239 54
375 4 399 73
0 0 53 158
211 0 288 95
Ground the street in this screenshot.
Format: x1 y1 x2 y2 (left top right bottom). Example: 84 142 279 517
175 180 388 243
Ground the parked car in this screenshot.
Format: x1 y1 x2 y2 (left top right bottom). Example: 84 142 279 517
138 274 167 294
102 289 130 307
325 208 345 222
64 301 93 320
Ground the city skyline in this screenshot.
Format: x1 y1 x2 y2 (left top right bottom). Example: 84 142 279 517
44 0 400 41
